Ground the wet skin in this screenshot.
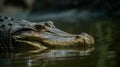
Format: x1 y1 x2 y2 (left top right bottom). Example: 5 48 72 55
0 16 94 52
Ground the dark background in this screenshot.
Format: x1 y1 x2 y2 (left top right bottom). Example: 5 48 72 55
0 0 120 67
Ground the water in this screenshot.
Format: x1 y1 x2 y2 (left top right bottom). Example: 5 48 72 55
0 19 119 67
0 49 97 67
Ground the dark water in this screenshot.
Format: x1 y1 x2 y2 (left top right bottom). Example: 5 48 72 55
0 19 119 67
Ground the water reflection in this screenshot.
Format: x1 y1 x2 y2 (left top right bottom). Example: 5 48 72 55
0 49 95 67
0 52 15 67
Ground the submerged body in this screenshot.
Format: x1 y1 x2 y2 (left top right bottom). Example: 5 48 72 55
0 16 94 52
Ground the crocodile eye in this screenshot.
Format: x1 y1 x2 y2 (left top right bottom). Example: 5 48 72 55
44 21 55 28
76 35 81 39
35 25 46 32
44 23 51 27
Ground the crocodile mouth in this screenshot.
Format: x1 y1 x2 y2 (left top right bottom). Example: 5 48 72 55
13 29 47 50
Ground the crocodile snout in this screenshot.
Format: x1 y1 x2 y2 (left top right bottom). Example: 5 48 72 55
80 32 94 46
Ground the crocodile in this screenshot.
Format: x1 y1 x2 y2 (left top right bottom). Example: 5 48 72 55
0 16 95 52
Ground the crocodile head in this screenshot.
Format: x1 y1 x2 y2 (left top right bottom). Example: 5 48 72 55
0 16 94 52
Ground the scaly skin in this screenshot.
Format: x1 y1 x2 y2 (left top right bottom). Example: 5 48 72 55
0 16 94 52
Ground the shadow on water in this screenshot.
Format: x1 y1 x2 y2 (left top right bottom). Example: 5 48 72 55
0 18 119 67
